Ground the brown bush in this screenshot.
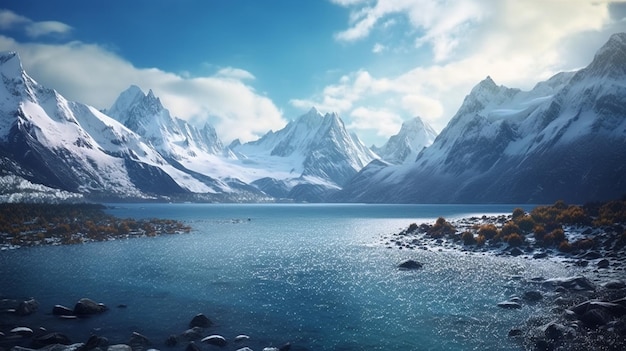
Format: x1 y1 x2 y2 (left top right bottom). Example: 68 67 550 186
504 233 524 247
501 221 520 237
572 238 594 251
477 224 498 240
516 215 535 233
512 208 526 220
461 231 475 245
558 240 573 253
475 234 486 246
428 217 456 238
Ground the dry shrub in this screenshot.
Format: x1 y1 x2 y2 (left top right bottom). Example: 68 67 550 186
478 224 498 240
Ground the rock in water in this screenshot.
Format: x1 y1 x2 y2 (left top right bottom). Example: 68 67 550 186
201 335 227 347
398 259 423 269
497 301 522 309
33 332 72 347
234 335 250 343
74 298 107 315
52 304 74 316
189 313 213 328
107 345 132 351
186 342 201 351
16 298 39 316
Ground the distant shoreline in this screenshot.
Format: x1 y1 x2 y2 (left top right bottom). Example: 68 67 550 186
0 203 191 250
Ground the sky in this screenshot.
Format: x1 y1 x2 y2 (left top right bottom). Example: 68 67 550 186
1 1 625 147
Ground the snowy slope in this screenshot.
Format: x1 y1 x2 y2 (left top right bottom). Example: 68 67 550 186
372 117 437 164
233 107 378 200
0 51 232 199
336 33 626 203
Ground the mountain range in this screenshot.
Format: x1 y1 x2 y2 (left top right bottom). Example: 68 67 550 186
1 33 625 203
335 32 626 203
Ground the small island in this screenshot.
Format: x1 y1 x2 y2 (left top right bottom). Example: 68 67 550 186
0 203 191 250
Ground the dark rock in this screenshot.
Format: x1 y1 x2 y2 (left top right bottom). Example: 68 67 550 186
279 342 291 351
580 308 612 327
185 342 201 351
604 280 626 289
497 301 522 309
544 323 567 341
583 251 602 260
189 313 213 328
52 305 74 316
544 276 595 291
107 345 132 351
10 327 33 337
597 259 610 268
16 298 39 316
85 335 109 350
201 335 227 347
234 335 250 343
508 328 523 337
534 339 552 351
533 252 549 259
509 247 523 256
164 335 178 347
33 333 71 347
398 259 423 270
575 260 589 267
117 304 127 309
129 331 151 351
523 291 543 302
180 327 203 341
73 298 107 316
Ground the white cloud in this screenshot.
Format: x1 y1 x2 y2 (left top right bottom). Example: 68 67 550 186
0 35 286 143
348 107 403 138
25 21 73 38
215 67 256 81
0 9 30 29
300 0 626 145
372 43 386 53
0 10 73 37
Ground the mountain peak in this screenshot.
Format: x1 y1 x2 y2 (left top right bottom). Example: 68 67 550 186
0 51 24 80
585 32 626 79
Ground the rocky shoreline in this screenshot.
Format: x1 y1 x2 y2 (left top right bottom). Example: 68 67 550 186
388 200 626 351
0 297 292 351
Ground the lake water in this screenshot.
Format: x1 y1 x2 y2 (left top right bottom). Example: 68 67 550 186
0 204 578 350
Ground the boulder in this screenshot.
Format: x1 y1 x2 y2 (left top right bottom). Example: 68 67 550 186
604 280 626 289
186 342 201 351
523 291 543 302
189 313 213 328
508 328 523 337
582 251 602 260
543 276 595 291
398 260 423 270
597 259 610 268
234 335 250 343
497 301 522 309
180 327 203 341
33 333 72 347
580 309 612 327
16 298 39 316
544 322 568 341
74 298 107 316
10 326 33 337
129 331 151 350
107 345 132 351
236 348 254 351
201 335 227 347
509 247 524 257
52 305 74 316
164 335 178 347
85 335 109 350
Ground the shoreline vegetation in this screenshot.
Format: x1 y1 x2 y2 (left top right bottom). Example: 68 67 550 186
0 199 624 350
0 203 191 250
387 198 626 351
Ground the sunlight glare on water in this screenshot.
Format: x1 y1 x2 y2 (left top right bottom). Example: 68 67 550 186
0 204 577 350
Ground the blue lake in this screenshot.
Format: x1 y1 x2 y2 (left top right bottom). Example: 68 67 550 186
0 204 578 350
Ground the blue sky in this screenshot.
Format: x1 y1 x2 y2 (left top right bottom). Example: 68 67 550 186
1 1 626 146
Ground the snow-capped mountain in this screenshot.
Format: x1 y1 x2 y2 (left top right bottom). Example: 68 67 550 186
0 51 263 201
372 117 437 164
233 107 379 201
107 85 224 158
336 33 626 203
